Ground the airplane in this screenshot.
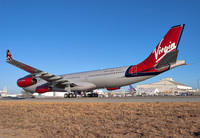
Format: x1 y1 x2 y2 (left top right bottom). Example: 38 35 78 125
128 85 136 94
6 24 186 98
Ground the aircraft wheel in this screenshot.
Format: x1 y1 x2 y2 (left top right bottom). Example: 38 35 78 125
82 92 86 97
92 93 95 97
68 93 73 98
73 93 77 98
64 93 68 98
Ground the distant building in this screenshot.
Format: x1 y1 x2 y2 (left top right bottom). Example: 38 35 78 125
137 77 192 93
33 92 64 97
136 88 159 96
0 86 8 97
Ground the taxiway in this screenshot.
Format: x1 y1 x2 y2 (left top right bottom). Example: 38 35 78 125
0 95 200 103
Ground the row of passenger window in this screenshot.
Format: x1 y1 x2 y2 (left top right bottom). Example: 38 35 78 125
89 71 125 77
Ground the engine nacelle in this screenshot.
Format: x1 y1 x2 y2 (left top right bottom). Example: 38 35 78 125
17 77 37 87
107 87 120 91
36 85 52 93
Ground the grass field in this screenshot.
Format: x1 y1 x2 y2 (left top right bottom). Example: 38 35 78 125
0 101 200 137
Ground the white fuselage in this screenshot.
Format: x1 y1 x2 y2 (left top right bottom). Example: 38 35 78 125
23 66 153 92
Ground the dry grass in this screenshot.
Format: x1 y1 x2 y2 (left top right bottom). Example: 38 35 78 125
0 101 200 138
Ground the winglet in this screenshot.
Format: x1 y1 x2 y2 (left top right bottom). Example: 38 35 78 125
6 50 13 61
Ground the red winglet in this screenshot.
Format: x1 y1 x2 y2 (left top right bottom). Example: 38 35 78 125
6 50 13 61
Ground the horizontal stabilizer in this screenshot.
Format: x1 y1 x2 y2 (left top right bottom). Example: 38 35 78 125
155 50 178 70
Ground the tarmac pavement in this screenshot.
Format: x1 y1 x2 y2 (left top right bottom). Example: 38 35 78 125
0 95 200 103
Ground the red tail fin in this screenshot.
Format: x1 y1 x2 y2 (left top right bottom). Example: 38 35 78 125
126 24 185 77
142 24 185 65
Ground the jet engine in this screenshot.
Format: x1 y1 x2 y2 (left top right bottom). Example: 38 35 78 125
36 84 52 93
17 77 37 87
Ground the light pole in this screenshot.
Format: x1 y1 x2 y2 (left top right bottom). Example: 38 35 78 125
197 79 200 92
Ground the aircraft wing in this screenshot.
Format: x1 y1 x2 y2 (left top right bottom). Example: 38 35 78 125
6 50 76 86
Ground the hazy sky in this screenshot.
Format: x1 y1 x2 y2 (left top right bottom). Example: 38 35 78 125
0 0 199 93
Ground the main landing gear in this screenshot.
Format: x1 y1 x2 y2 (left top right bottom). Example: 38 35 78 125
63 92 98 98
64 84 77 98
64 93 77 98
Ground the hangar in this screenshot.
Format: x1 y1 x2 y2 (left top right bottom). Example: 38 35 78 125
137 77 192 93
